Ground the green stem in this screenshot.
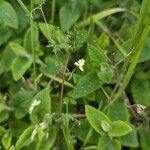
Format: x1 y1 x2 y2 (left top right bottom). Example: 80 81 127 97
51 0 56 24
46 74 75 89
17 0 30 15
40 5 52 42
30 0 36 81
30 0 34 10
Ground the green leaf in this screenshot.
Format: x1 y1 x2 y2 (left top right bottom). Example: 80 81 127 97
2 130 12 149
0 1 18 29
0 111 9 123
15 126 34 150
72 119 99 144
36 126 56 150
38 22 55 40
9 120 29 138
74 72 103 98
9 145 15 150
97 63 114 84
11 57 32 81
120 129 139 147
9 43 31 58
0 26 12 46
40 56 58 76
98 32 110 50
88 44 107 67
139 126 150 150
98 135 121 150
62 119 74 150
16 7 29 33
2 46 16 71
140 36 150 62
38 22 69 50
10 90 34 119
109 121 132 137
24 23 40 54
59 4 81 31
107 97 129 121
0 126 5 136
131 72 150 107
85 105 111 135
32 86 51 118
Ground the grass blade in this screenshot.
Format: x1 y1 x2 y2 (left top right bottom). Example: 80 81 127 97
76 8 126 27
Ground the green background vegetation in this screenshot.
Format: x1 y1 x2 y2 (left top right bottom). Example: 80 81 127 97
0 0 150 149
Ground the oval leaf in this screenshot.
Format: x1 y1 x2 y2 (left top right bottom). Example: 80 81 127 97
74 72 103 98
32 86 51 118
109 121 132 137
59 4 81 31
36 126 56 150
11 57 32 81
98 135 121 150
0 1 18 29
120 129 139 147
85 105 111 135
15 126 34 150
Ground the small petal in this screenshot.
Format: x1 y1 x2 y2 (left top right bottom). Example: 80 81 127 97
79 66 84 71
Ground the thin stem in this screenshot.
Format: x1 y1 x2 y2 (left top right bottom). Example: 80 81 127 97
30 0 36 82
83 0 88 20
59 53 71 114
51 0 56 24
30 0 34 10
40 5 52 42
59 73 65 114
101 87 111 102
30 16 36 80
46 74 74 89
17 0 30 15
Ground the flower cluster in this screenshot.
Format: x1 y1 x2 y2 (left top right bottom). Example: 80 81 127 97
74 58 85 72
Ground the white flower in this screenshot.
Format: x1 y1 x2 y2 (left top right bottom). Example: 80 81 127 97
39 121 47 130
29 99 41 114
74 58 85 72
31 129 37 141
